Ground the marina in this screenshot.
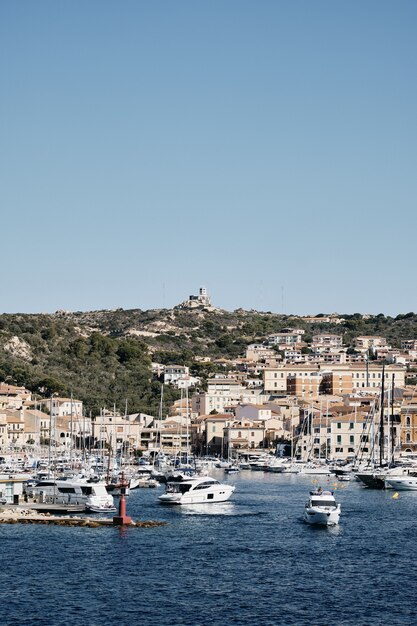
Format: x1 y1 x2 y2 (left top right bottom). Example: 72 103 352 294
1 469 416 626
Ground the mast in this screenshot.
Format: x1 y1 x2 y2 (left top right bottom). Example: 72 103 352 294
70 393 74 468
48 395 53 477
186 387 190 466
379 363 385 466
391 373 395 464
387 381 391 463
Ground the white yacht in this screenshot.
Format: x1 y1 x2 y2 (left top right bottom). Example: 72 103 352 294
299 463 331 476
304 489 341 526
26 479 115 511
159 476 235 505
385 475 417 490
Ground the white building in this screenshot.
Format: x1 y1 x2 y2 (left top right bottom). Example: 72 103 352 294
164 365 190 385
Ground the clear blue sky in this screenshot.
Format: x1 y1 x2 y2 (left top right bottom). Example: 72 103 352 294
1 1 416 316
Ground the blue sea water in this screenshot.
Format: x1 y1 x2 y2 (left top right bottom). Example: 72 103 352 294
0 471 416 626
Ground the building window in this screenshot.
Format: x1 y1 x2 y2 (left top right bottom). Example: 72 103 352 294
350 435 354 444
337 435 342 444
337 423 341 429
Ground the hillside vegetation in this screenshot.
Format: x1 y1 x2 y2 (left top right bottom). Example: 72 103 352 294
1 307 416 416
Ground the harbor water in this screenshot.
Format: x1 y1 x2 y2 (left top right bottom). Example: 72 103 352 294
1 471 416 626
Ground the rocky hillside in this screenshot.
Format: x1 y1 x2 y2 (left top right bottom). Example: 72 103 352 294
1 307 416 416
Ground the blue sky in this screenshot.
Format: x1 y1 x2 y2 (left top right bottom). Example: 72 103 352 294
1 1 416 316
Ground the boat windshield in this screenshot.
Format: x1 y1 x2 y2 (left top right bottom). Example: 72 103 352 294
167 483 192 494
311 499 336 508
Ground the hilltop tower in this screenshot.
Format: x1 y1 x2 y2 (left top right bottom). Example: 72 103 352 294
177 286 212 309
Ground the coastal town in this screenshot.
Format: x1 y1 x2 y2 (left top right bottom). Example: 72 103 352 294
1 291 416 478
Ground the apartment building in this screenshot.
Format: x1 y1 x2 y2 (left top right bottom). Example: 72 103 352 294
312 334 343 348
264 364 405 395
400 396 417 453
0 383 32 410
235 404 272 421
287 372 321 397
191 378 265 415
354 336 387 351
245 344 277 362
267 328 305 346
164 365 190 385
296 414 369 462
224 420 272 452
39 397 83 418
264 366 320 393
401 340 417 351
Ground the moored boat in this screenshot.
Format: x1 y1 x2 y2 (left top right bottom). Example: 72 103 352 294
384 476 417 490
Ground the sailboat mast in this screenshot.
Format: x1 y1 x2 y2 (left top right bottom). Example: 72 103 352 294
70 393 73 468
391 373 395 464
379 363 385 466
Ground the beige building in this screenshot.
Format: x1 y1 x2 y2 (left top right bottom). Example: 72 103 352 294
246 344 277 362
401 340 417 351
224 420 270 452
296 414 370 462
354 336 387 351
287 372 321 397
267 328 305 346
0 383 32 410
400 392 417 453
235 404 272 421
264 366 320 393
264 364 405 395
312 334 343 348
192 378 265 415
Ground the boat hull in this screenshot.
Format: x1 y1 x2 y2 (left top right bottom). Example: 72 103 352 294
385 478 417 490
304 506 341 526
159 485 235 505
355 473 385 489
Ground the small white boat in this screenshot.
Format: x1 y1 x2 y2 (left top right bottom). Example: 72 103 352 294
385 476 417 490
338 474 351 482
300 463 331 476
87 503 117 513
304 489 341 526
159 476 235 505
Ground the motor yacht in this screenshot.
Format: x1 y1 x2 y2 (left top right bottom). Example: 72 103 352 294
384 475 417 490
304 489 341 526
26 478 115 511
159 476 235 505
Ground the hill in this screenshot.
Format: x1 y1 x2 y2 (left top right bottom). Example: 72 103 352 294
1 307 416 415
